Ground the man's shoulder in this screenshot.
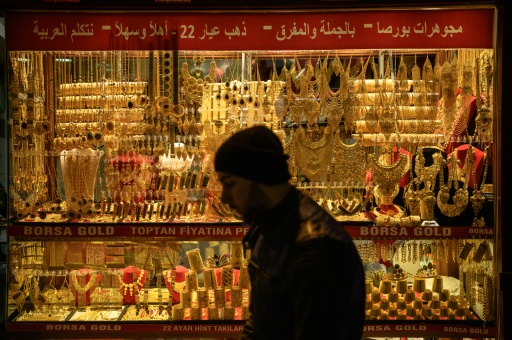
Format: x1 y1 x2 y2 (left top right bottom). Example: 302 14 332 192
295 195 348 243
295 220 329 242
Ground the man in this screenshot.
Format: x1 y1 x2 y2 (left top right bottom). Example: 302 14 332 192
214 125 365 340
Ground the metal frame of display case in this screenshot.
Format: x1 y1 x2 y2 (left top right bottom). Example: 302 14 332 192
0 2 509 339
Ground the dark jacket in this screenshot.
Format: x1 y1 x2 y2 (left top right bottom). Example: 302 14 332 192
242 188 365 340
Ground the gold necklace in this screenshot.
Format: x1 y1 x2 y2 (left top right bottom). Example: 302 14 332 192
367 149 410 202
71 271 97 294
475 52 494 143
410 147 445 220
332 130 366 184
439 59 459 145
450 64 474 137
404 147 421 216
377 103 396 141
437 150 469 217
117 268 145 296
164 269 186 293
324 96 343 129
481 274 495 322
470 146 489 226
414 147 443 191
293 125 333 182
181 59 217 105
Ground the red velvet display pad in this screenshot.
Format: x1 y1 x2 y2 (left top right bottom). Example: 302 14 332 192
215 267 240 302
163 265 189 304
119 265 148 304
449 144 485 189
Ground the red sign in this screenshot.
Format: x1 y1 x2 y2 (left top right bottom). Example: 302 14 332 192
8 223 492 240
344 225 494 239
5 8 494 51
6 321 495 337
7 322 244 334
7 224 250 240
363 323 495 337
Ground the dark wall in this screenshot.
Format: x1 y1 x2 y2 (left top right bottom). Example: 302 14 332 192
0 0 500 11
499 0 511 338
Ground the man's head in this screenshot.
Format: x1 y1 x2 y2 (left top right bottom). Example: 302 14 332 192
214 126 291 221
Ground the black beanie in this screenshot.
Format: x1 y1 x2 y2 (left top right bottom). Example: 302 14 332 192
214 126 291 184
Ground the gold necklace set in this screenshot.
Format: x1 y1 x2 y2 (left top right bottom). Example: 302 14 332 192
437 150 470 217
293 125 334 182
410 147 444 219
368 146 410 205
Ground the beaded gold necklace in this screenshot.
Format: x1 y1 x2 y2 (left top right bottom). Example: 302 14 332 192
117 268 145 296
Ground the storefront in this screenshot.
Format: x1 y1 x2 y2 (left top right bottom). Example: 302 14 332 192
0 1 508 339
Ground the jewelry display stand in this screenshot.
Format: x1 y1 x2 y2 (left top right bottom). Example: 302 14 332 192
118 266 147 305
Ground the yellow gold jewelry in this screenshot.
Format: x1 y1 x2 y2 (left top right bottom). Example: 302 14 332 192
332 130 366 183
368 147 409 205
230 241 244 268
324 97 343 129
164 270 186 293
186 248 205 272
439 59 459 144
437 149 469 217
71 270 98 309
117 269 145 296
293 125 333 182
470 146 489 227
221 264 234 288
475 51 494 143
378 104 396 141
414 147 443 191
